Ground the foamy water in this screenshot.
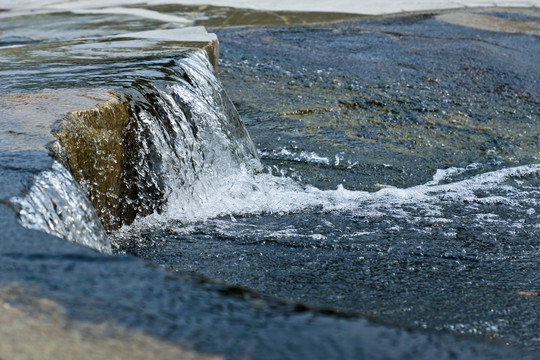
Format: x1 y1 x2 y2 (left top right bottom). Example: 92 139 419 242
11 161 112 253
118 161 540 237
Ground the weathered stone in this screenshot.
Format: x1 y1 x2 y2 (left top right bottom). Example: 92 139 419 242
0 285 219 360
52 92 131 230
0 89 111 152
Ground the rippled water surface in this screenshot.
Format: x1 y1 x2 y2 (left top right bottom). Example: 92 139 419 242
116 10 540 352
3 5 539 356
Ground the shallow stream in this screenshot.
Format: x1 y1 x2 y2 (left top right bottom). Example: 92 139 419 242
2 5 539 357
118 10 540 351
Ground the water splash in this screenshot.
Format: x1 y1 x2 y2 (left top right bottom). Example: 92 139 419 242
122 51 260 222
132 161 540 227
40 51 531 244
7 50 258 252
11 161 112 254
11 50 537 259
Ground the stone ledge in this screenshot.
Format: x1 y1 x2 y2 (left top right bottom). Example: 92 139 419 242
109 27 220 72
0 26 219 231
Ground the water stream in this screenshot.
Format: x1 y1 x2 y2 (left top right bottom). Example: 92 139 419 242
114 50 539 351
121 51 261 222
12 160 111 253
3 6 539 356
10 42 539 351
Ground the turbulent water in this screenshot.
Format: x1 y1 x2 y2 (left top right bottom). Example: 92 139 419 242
112 51 540 350
11 161 111 253
122 52 261 222
6 10 539 354
10 50 259 250
9 46 539 351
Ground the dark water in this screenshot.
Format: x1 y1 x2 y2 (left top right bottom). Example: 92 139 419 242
3 6 539 358
117 13 540 352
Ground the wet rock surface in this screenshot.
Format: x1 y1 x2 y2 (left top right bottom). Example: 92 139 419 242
217 7 540 191
1 6 539 360
52 93 132 230
4 189 535 359
120 7 540 356
0 89 111 152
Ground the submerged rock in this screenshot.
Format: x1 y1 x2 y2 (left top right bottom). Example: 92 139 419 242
1 3 539 360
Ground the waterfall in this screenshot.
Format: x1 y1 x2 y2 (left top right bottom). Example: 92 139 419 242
11 51 261 251
120 51 261 223
9 50 540 260
11 161 112 254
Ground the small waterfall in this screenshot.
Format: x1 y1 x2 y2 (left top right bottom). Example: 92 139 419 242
11 161 112 254
11 50 261 250
121 51 261 222
11 49 540 261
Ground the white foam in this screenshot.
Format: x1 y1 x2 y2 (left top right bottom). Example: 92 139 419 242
426 163 481 185
259 148 330 165
11 161 112 253
108 51 540 238
127 163 540 232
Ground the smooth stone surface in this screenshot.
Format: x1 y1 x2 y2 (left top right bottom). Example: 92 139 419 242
0 285 218 360
1 4 539 359
0 89 111 152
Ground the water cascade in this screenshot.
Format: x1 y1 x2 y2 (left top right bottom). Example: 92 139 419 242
4 6 540 356
14 50 540 260
11 161 111 253
12 51 261 249
121 52 261 225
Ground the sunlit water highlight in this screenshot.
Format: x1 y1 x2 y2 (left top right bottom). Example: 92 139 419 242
11 161 111 253
7 36 539 351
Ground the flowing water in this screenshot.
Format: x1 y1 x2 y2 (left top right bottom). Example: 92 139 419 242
114 51 539 350
3 6 539 357
117 14 540 352
11 160 111 253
